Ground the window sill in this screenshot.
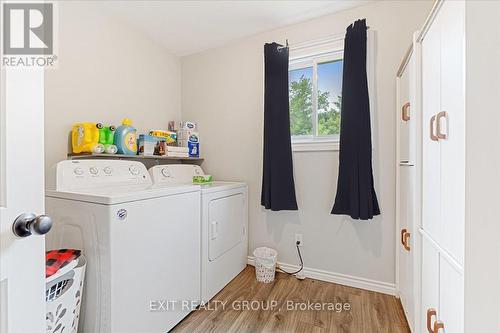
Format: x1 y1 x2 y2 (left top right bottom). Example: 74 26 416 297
292 140 340 152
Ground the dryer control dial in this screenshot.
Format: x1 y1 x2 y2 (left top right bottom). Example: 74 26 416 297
129 166 140 175
161 168 171 178
73 167 84 176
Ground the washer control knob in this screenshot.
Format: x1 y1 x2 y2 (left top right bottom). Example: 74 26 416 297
74 167 84 175
129 166 140 175
89 167 99 175
161 168 171 178
103 166 113 175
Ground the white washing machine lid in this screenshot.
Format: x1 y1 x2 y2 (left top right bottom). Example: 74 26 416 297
47 160 199 204
46 183 199 205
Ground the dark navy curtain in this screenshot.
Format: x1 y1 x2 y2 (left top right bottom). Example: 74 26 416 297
331 19 380 220
261 42 298 211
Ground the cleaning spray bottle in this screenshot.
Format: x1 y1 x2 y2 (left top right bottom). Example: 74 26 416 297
114 118 137 155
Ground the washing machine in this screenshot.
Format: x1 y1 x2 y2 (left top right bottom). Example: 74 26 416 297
149 165 248 304
46 160 201 333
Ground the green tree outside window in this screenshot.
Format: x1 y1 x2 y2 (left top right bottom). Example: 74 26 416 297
289 59 343 138
289 75 342 137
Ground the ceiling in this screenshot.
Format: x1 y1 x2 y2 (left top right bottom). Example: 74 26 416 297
104 1 370 56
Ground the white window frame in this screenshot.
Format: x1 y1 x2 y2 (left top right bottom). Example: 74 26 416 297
289 51 343 151
289 30 375 152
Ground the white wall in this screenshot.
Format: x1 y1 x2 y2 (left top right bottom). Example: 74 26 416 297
464 1 500 331
44 1 182 187
181 1 433 288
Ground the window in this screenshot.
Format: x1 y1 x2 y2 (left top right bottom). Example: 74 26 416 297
288 32 373 152
288 41 344 151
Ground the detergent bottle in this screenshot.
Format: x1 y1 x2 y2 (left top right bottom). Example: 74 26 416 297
114 118 137 155
72 123 105 153
98 125 118 154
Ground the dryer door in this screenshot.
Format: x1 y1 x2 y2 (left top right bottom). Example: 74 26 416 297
208 193 245 261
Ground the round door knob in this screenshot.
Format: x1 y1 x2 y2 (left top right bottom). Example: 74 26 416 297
13 213 53 238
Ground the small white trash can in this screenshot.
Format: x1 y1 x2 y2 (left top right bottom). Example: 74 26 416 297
253 247 278 283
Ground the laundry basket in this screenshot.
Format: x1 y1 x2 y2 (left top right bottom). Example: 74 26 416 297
253 247 278 283
45 250 86 333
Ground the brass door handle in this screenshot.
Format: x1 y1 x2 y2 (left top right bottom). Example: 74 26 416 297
427 308 437 333
401 228 407 247
436 111 448 140
434 320 444 332
403 231 411 251
402 102 410 121
430 115 439 141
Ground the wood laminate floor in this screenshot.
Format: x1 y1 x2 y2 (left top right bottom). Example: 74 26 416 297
171 266 409 333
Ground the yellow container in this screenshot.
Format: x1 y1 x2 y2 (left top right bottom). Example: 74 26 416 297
71 123 103 153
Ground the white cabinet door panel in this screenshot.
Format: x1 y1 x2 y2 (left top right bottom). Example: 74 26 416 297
399 166 415 329
438 0 466 266
208 194 245 261
439 254 464 333
399 65 411 163
421 14 442 240
421 233 440 332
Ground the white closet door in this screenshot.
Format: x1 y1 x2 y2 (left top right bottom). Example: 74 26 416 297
439 254 464 332
420 234 440 332
438 0 466 266
421 11 442 240
399 65 411 163
398 165 414 329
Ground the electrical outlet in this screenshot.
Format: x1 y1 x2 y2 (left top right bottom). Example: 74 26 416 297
295 233 303 246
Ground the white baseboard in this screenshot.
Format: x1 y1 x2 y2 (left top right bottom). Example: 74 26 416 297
247 256 396 296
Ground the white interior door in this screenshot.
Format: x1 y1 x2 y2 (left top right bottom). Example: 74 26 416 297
421 11 442 242
398 67 410 163
420 233 439 333
438 0 465 266
439 254 464 332
0 68 47 332
397 52 415 330
398 165 414 329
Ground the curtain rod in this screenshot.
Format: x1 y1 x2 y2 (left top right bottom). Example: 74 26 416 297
277 26 371 52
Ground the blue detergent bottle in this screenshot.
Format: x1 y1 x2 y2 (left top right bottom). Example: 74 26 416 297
114 118 137 155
